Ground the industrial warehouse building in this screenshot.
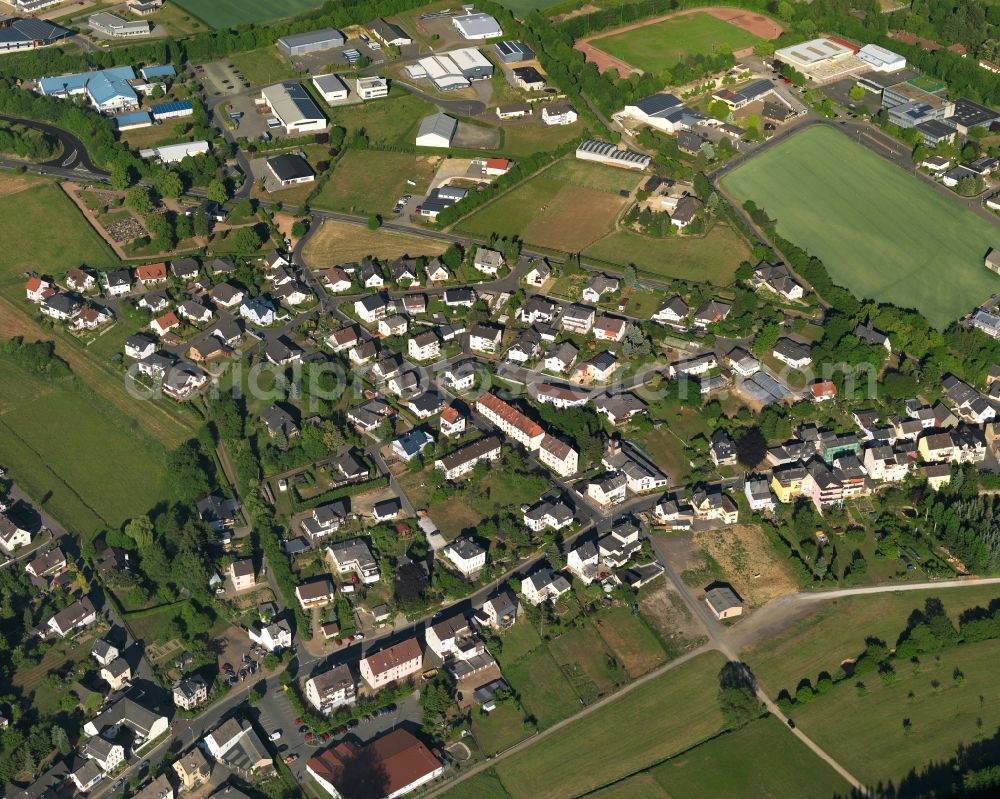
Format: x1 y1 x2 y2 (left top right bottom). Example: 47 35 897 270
416 112 457 148
139 141 209 164
312 73 349 103
495 40 534 63
406 48 493 91
774 37 861 82
88 11 151 37
620 93 705 133
452 11 502 40
276 28 345 56
368 18 411 46
855 43 906 72
0 18 70 53
260 82 327 134
576 140 651 171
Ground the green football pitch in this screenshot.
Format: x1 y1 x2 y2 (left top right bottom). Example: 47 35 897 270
169 0 323 28
721 125 1000 328
592 11 761 72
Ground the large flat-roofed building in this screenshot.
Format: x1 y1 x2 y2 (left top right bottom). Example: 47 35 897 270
140 140 210 164
576 139 650 170
882 79 949 109
89 11 151 37
276 28 345 56
312 73 349 103
448 47 494 80
621 93 703 133
946 98 1000 134
856 43 906 72
452 11 502 40
260 82 327 134
495 40 534 63
774 37 862 82
407 54 468 91
711 79 777 110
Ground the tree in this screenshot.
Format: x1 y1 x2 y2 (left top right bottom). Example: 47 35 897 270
50 725 71 756
367 214 382 230
708 99 731 120
232 225 262 253
175 213 192 240
736 428 768 469
125 515 154 551
207 179 228 205
717 661 765 730
155 170 183 198
110 163 134 190
127 186 155 216
193 207 209 238
849 85 867 102
291 220 307 237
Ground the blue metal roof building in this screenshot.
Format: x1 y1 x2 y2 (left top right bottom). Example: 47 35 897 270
140 64 176 80
150 100 193 119
113 111 152 129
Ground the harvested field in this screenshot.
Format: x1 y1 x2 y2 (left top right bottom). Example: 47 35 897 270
693 524 800 607
522 185 630 251
301 219 447 267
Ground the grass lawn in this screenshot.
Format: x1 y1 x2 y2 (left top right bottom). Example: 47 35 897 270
499 121 585 159
497 620 543 665
0 179 117 302
311 150 440 218
592 607 668 678
169 0 323 27
496 0 567 14
721 125 1000 328
546 623 618 701
324 91 435 147
592 12 761 72
225 47 295 85
472 703 532 755
301 219 447 267
503 646 581 729
0 355 170 538
629 716 851 798
742 584 1000 697
583 223 750 286
455 159 640 252
440 770 511 799
495 651 727 799
790 638 1000 786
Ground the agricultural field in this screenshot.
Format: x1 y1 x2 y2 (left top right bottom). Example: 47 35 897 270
721 125 1000 328
497 0 567 15
789 638 1000 786
493 651 728 799
168 0 323 28
0 178 117 304
301 219 447 267
502 646 581 729
583 223 750 285
311 150 440 218
441 771 511 799
0 353 171 538
455 159 641 252
741 584 1000 696
587 716 852 799
591 11 761 72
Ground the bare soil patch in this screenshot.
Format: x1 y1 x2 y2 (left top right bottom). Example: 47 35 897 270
638 581 709 655
0 172 43 197
693 524 798 608
301 219 447 267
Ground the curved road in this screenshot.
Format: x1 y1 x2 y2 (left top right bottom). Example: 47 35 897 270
0 115 106 174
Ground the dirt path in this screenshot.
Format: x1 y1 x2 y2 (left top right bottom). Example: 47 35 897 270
0 296 196 446
575 6 784 74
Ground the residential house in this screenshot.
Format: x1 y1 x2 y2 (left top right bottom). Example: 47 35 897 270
425 614 483 661
326 324 361 353
300 499 349 541
408 330 441 361
587 473 628 507
81 737 126 774
517 296 557 325
710 429 737 466
705 585 743 619
772 338 812 368
240 296 277 326
561 304 596 334
170 258 201 281
469 323 503 353
360 260 385 289
425 259 450 283
750 262 804 301
692 300 730 328
47 597 97 637
328 538 380 583
442 537 486 577
724 346 760 377
582 274 619 303
295 577 336 610
523 499 574 532
539 433 578 476
593 315 627 342
25 276 52 303
150 311 181 337
524 260 550 286
543 341 578 373
536 383 589 409
566 539 599 583
435 436 502 479
177 299 213 325
248 620 292 651
669 353 717 378
260 404 299 439
598 518 642 567
40 292 82 321
744 478 776 512
473 248 504 275
125 333 156 360
104 269 132 296
652 295 689 326
135 262 168 287
305 664 357 714
575 351 617 383
474 591 518 631
359 638 422 689
355 294 390 323
506 328 542 364
0 513 31 556
378 314 409 338
440 404 466 437
229 559 255 591
26 547 67 582
65 268 96 293
854 321 892 352
100 657 132 691
392 428 434 463
770 465 807 503
172 747 212 791
173 676 208 710
521 567 571 605
209 282 245 310
475 392 544 449
444 288 476 308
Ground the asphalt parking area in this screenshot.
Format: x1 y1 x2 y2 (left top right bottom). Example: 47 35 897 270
199 61 251 98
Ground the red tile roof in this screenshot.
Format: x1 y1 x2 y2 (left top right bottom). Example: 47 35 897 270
486 157 510 170
362 637 421 677
441 404 460 424
136 262 167 281
475 392 543 438
25 277 43 292
307 730 440 797
810 380 837 399
153 311 180 331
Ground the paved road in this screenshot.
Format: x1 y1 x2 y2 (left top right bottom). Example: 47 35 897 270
0 115 105 173
396 81 487 117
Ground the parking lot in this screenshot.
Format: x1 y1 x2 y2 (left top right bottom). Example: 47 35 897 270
198 62 252 98
216 634 266 689
253 684 422 783
222 95 276 143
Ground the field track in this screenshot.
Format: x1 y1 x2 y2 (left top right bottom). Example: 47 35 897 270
575 6 783 74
